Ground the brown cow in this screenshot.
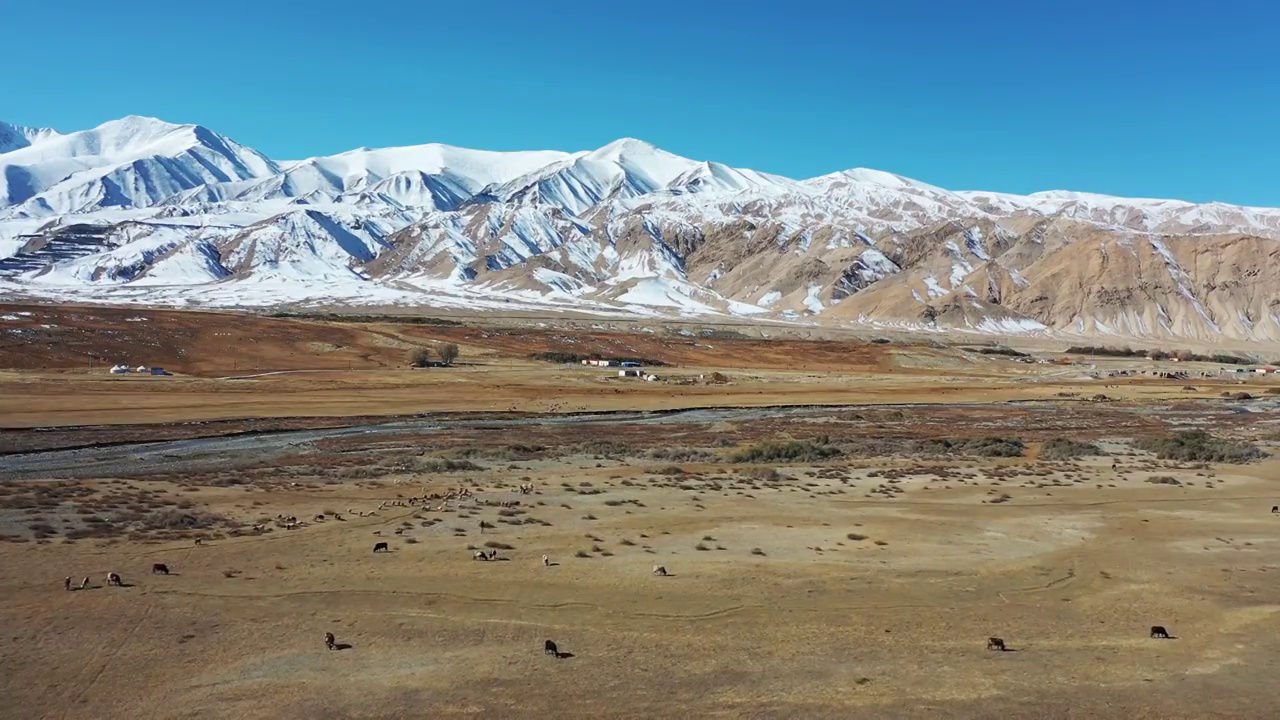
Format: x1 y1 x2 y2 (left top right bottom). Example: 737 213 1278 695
1150 626 1171 639
151 563 170 575
987 637 1007 651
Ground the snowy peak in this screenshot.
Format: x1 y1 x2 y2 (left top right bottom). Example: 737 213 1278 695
5 114 1280 344
0 115 278 215
282 143 573 200
0 121 61 153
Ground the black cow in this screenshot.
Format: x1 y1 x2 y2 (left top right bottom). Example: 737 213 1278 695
325 632 337 650
152 563 170 575
987 637 1006 651
1150 625 1170 639
373 542 389 553
1272 506 1278 514
544 640 560 658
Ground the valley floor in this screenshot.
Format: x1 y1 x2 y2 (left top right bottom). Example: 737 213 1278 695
2 308 1279 719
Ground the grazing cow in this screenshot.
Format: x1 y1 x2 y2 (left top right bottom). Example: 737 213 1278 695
64 576 72 591
1150 625 1170 639
544 640 560 658
325 632 337 650
80 577 90 590
106 572 122 587
373 542 389 553
474 550 488 561
315 514 325 522
987 637 1007 651
542 554 550 567
1272 506 1278 514
151 563 170 575
194 539 203 546
652 565 668 577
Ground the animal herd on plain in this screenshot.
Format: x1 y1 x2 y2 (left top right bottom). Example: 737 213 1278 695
61 486 1270 664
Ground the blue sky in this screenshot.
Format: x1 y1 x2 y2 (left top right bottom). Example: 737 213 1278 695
4 0 1277 205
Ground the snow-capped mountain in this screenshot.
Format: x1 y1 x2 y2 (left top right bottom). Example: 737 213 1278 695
3 115 1279 344
0 122 61 154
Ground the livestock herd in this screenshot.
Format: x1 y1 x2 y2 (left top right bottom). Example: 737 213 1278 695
60 483 1274 665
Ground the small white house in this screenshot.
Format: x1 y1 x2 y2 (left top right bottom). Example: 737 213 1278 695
109 364 129 374
643 374 660 382
619 369 641 378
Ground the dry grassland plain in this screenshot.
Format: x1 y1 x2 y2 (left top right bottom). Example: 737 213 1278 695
2 304 1279 719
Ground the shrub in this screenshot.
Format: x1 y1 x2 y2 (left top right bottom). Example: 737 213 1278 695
742 467 785 482
414 458 482 472
530 352 667 366
1135 430 1264 463
1146 476 1182 486
695 543 711 551
646 447 714 462
729 441 841 464
438 343 460 366
751 547 766 556
919 437 1025 458
575 550 591 558
1041 438 1102 460
847 533 868 541
484 541 514 550
407 347 431 367
971 345 1029 358
574 440 633 458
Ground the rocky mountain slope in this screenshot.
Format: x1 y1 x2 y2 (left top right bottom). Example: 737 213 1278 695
2 115 1278 343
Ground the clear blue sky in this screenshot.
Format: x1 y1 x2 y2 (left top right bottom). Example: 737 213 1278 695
4 0 1278 205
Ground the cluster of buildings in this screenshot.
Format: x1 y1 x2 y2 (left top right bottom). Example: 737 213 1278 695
618 369 661 382
579 359 642 368
109 364 169 376
578 358 660 382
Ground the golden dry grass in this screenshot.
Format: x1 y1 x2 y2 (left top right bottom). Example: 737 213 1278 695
2 306 1280 718
2 454 1279 719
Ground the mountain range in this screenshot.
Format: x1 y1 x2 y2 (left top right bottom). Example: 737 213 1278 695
2 115 1278 343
